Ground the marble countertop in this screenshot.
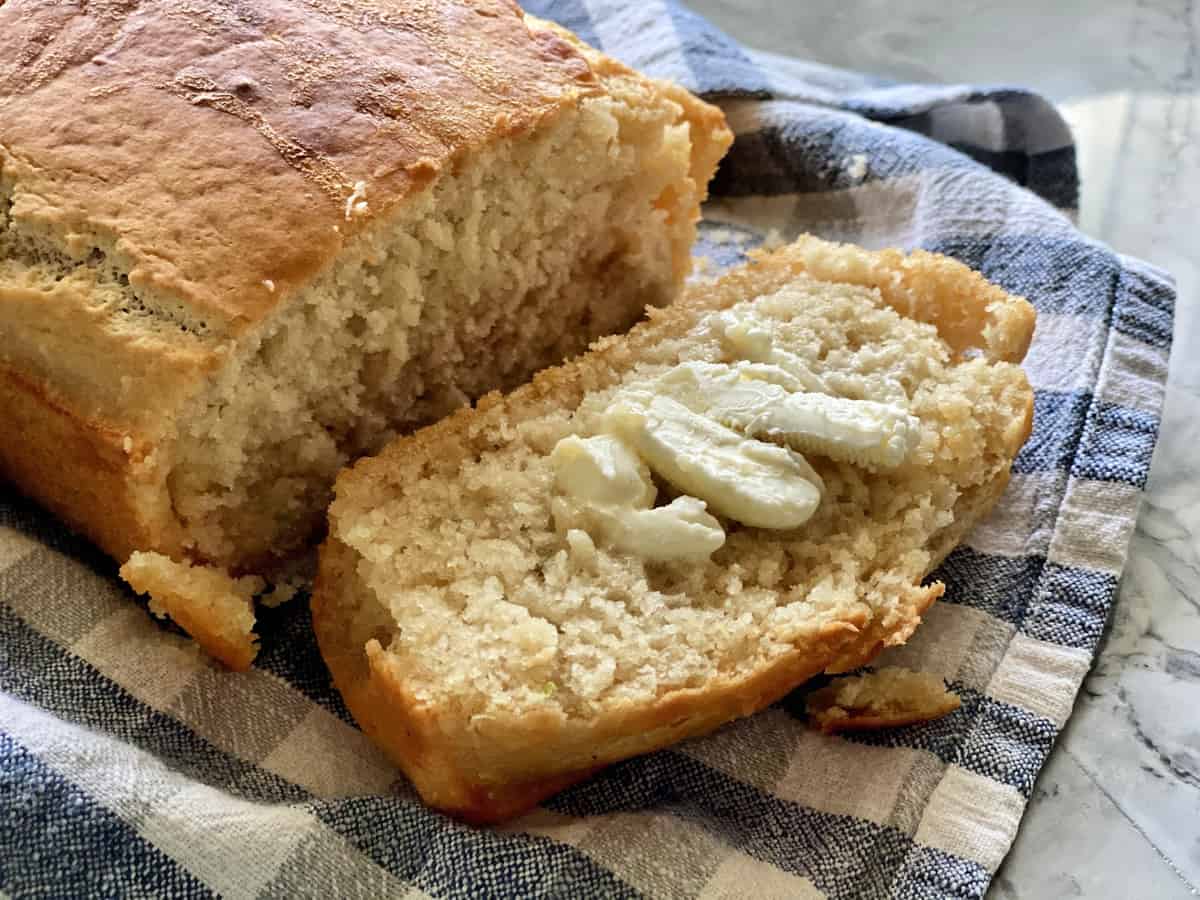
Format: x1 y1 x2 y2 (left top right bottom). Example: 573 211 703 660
683 1 1200 896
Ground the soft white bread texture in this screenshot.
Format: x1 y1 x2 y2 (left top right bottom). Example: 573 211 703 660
313 235 1037 822
0 2 731 667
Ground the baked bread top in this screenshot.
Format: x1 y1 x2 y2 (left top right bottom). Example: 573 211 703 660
0 0 596 331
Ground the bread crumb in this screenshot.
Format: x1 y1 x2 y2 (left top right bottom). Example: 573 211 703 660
845 153 869 182
262 279 275 293
260 571 309 608
119 551 264 670
806 666 960 734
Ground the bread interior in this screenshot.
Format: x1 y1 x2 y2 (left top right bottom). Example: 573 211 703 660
155 86 704 566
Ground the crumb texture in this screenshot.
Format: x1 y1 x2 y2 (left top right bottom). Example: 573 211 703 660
166 82 706 567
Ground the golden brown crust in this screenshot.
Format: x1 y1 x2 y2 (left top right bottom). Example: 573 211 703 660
806 669 962 735
159 605 256 672
0 0 598 329
314 236 1038 822
820 583 945 676
655 79 735 212
119 552 263 671
0 366 188 564
0 255 214 566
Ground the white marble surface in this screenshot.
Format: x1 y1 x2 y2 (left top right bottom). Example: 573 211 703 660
682 1 1200 896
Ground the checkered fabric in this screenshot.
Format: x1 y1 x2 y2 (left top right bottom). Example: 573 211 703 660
0 1 1175 897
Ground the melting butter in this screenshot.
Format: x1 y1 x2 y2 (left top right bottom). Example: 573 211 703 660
548 304 921 562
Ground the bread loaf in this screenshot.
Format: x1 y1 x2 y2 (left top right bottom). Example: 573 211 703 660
0 0 731 666
313 235 1036 822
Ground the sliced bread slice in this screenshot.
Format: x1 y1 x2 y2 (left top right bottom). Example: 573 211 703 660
312 235 1036 822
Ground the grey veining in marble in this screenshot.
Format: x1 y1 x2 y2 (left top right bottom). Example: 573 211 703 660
682 0 1200 896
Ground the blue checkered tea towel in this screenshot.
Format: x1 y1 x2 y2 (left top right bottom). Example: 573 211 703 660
0 1 1175 897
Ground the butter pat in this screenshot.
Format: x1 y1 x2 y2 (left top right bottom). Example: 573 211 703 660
657 362 920 470
551 434 654 508
606 395 823 530
551 434 725 561
716 310 829 394
605 496 726 561
549 306 922 561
